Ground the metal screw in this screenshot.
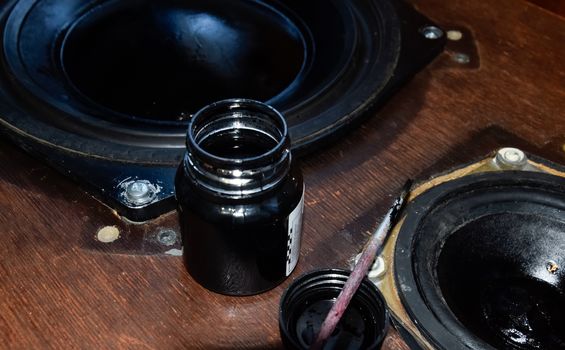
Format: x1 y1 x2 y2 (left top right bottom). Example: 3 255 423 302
421 26 444 40
157 230 177 246
452 53 470 64
125 180 156 206
367 257 386 280
495 147 528 169
353 254 386 281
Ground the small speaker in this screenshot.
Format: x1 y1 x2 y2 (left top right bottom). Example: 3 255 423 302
393 169 565 349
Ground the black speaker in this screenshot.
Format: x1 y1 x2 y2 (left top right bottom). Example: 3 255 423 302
393 169 565 349
0 0 444 220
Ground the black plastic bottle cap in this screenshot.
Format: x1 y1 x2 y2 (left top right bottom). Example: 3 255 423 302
279 269 389 350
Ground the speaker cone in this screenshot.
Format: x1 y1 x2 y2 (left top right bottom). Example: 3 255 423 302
395 171 565 349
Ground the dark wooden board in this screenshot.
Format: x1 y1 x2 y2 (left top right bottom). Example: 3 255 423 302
1 0 564 348
527 0 565 16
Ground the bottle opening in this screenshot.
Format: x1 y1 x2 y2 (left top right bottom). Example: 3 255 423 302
189 99 288 163
199 128 279 159
185 99 291 196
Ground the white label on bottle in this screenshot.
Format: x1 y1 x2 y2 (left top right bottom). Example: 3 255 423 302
286 187 305 276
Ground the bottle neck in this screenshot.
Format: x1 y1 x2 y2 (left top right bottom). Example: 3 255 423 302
183 99 292 198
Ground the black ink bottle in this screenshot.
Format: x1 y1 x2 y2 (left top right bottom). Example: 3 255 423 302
176 99 304 296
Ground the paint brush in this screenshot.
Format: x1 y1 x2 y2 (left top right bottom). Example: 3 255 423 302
310 180 413 350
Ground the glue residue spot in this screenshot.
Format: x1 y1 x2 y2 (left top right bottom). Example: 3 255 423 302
97 226 120 243
447 30 463 41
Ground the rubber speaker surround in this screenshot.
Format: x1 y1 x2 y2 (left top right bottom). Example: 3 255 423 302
395 171 565 349
0 0 402 164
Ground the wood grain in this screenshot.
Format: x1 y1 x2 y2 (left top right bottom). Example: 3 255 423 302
527 0 565 16
1 0 564 349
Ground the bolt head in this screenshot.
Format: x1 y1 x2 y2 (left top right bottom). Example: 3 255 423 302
421 26 444 40
124 180 156 206
353 254 386 281
496 147 528 169
367 257 387 280
157 230 178 246
127 181 149 197
453 53 470 64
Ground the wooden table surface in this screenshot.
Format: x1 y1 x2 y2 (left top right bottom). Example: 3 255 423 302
1 0 564 349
